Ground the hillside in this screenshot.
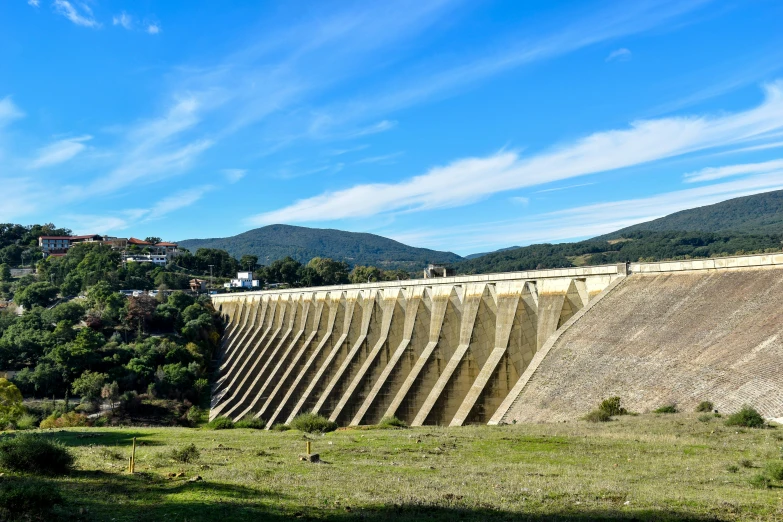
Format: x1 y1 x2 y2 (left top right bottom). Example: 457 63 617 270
600 189 783 238
179 224 462 270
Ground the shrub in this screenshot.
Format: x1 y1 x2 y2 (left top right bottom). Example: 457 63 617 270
598 397 627 416
749 473 771 488
698 414 713 423
765 461 783 481
740 459 754 468
13 413 38 430
186 406 205 424
290 412 338 433
170 443 200 463
270 423 290 432
378 416 408 428
206 416 235 430
235 417 266 430
726 464 739 473
39 411 88 429
696 401 714 413
0 434 74 474
585 409 611 423
654 404 678 414
725 406 765 428
0 477 63 518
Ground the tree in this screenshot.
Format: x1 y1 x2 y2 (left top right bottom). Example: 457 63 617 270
263 256 301 286
0 264 10 282
101 381 120 412
145 237 162 245
306 257 349 286
0 378 24 422
72 370 107 404
125 295 158 333
239 255 259 272
15 282 58 309
350 265 382 284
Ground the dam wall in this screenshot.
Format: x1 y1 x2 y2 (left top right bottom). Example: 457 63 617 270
209 264 624 425
211 253 783 425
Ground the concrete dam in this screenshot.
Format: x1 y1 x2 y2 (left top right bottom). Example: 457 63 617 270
210 254 783 426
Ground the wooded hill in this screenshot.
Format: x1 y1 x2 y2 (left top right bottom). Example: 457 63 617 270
179 224 462 270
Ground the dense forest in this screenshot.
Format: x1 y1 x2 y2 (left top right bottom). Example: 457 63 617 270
455 231 783 274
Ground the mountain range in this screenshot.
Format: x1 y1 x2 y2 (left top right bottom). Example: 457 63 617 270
180 189 783 273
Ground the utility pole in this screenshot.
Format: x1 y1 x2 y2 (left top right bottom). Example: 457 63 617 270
208 264 214 294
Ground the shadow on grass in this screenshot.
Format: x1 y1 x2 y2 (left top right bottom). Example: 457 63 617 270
2 471 729 522
43 430 164 447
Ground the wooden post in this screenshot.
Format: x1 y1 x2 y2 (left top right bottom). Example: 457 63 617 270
306 440 311 455
131 437 137 473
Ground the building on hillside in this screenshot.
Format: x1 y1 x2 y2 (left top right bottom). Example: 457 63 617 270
38 234 179 265
224 271 260 290
423 264 455 279
39 234 103 255
122 238 180 265
190 279 207 293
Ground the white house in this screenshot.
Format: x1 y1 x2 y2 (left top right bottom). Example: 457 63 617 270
224 271 260 289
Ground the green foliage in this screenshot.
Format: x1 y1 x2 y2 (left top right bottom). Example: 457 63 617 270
378 416 408 428
725 464 739 473
749 473 772 489
0 378 24 424
14 413 39 430
0 476 63 519
186 406 205 424
740 459 754 468
0 264 10 282
696 401 714 412
270 423 290 432
178 224 461 271
0 433 74 474
290 412 338 433
765 461 783 481
39 411 88 429
14 281 58 309
725 406 765 428
235 417 266 429
598 397 627 416
207 417 235 430
169 443 200 463
654 404 678 414
698 414 713 423
72 370 107 403
585 409 611 423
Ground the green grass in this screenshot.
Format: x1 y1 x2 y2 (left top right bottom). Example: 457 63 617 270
2 414 782 521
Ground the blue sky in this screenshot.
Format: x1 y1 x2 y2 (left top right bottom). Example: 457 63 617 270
2 1 783 256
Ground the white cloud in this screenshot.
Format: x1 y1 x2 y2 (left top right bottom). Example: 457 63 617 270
145 185 213 219
534 182 596 194
28 135 91 169
0 97 24 128
510 196 529 205
606 48 632 62
28 0 40 7
112 12 132 30
249 82 783 225
354 152 404 165
222 169 246 183
147 24 160 35
684 158 783 182
53 0 99 28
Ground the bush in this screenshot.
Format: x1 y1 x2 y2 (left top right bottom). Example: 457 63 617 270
726 464 739 473
696 401 714 413
39 411 88 429
170 443 200 463
235 417 266 430
186 406 205 425
290 412 338 433
654 404 678 414
0 434 74 474
13 413 38 430
698 413 713 423
585 409 611 423
740 459 754 468
378 416 407 428
206 416 235 430
598 397 627 416
765 461 783 481
271 423 290 432
0 477 63 518
725 406 765 428
749 473 771 488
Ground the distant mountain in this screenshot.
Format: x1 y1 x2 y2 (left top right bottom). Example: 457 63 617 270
599 189 783 238
455 189 783 275
464 246 521 260
178 224 462 270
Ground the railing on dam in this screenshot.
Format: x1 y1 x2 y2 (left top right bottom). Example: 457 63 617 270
209 263 625 426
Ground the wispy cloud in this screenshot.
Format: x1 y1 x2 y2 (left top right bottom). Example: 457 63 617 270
147 24 160 35
354 152 404 165
53 0 99 28
27 0 40 7
145 185 213 220
249 82 783 225
605 48 632 62
510 196 530 205
684 159 783 183
28 135 91 169
534 182 597 194
112 12 132 30
222 169 246 183
0 97 24 127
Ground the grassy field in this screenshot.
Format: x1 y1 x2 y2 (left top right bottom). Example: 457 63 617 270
5 413 783 521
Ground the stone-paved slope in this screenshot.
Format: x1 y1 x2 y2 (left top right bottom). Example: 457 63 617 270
505 269 783 422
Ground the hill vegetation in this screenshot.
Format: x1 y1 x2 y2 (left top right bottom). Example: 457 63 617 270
178 224 462 270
